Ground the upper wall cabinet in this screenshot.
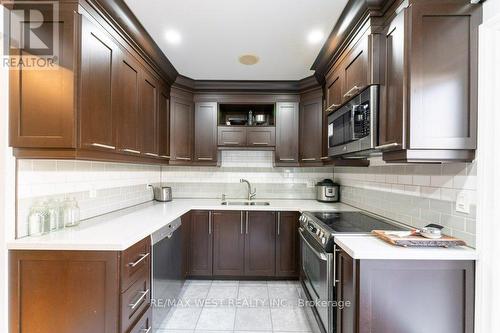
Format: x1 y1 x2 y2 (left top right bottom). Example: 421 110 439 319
194 102 218 165
299 90 323 165
275 102 299 166
9 2 174 164
325 22 380 114
170 88 194 165
379 0 481 163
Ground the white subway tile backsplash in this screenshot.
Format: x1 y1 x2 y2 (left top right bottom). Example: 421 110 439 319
16 160 161 238
335 161 477 247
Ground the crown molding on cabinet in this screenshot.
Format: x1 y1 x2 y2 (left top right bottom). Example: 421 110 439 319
173 75 321 94
88 0 179 84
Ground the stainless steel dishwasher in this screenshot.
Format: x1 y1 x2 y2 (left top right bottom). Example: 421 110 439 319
151 218 185 331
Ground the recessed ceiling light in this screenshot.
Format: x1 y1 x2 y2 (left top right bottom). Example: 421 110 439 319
307 30 325 44
165 30 181 44
238 54 260 66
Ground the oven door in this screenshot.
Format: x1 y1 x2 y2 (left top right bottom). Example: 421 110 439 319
299 227 333 333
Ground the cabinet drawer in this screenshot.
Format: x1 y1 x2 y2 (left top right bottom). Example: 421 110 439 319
129 306 152 333
121 237 151 292
120 266 151 333
247 127 276 147
218 127 247 146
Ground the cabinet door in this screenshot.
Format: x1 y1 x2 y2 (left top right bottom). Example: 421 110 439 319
116 51 142 155
299 96 323 164
245 211 276 277
276 212 300 277
9 4 76 148
79 14 119 153
326 69 343 111
379 8 407 150
194 102 218 164
336 249 356 333
408 2 480 150
158 88 170 161
342 34 369 102
212 211 245 276
170 97 194 162
139 69 159 157
217 127 247 146
247 127 276 147
186 211 213 276
275 102 299 165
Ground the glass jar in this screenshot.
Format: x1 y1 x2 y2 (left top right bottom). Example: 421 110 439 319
28 201 50 237
63 197 80 227
47 199 62 231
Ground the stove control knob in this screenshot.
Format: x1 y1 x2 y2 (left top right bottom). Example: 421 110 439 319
321 237 326 245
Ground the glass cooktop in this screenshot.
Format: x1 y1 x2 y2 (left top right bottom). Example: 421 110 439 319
310 211 407 233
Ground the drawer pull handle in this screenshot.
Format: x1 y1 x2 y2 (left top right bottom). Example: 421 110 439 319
197 157 213 161
252 142 269 145
376 142 401 151
160 155 171 159
176 157 191 161
301 158 316 161
223 141 239 145
91 143 115 150
343 86 361 99
279 158 295 161
122 148 141 154
145 153 159 157
128 253 150 268
141 328 151 333
129 289 149 310
320 156 330 160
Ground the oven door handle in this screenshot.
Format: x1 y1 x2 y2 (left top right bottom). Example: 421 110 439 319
299 228 328 261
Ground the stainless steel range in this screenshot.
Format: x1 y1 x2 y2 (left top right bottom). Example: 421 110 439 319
298 211 407 333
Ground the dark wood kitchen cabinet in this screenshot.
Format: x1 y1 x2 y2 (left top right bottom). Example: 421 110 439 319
379 0 481 163
158 87 171 161
245 211 276 276
9 237 152 333
276 211 300 277
9 2 174 164
275 102 299 166
218 127 247 147
335 249 475 333
139 69 159 158
170 88 194 164
79 12 119 153
116 51 142 156
299 90 323 166
194 102 218 165
212 211 245 276
185 211 213 276
247 127 276 147
326 68 343 113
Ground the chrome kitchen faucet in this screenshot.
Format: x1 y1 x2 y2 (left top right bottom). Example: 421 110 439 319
240 179 256 200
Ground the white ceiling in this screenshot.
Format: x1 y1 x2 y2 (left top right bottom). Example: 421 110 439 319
124 0 348 81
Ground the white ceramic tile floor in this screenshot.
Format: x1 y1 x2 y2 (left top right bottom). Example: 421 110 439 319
156 280 312 333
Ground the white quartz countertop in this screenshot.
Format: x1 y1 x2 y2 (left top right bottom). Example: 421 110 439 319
8 199 354 251
334 235 477 261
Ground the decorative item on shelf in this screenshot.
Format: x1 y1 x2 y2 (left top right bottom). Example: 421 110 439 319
28 201 50 237
63 197 80 227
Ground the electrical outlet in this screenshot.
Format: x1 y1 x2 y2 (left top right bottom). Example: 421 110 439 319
89 188 97 199
455 192 470 214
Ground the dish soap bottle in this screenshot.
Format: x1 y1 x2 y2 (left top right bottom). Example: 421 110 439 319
248 110 253 126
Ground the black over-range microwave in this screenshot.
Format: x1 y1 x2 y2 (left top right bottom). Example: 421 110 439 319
327 85 379 158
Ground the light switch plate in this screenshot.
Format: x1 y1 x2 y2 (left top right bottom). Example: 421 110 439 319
89 188 97 199
455 191 470 214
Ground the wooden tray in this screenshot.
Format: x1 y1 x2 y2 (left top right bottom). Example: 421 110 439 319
372 230 467 248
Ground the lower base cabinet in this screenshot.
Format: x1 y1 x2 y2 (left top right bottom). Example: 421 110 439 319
186 210 299 279
336 249 475 333
9 237 152 333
